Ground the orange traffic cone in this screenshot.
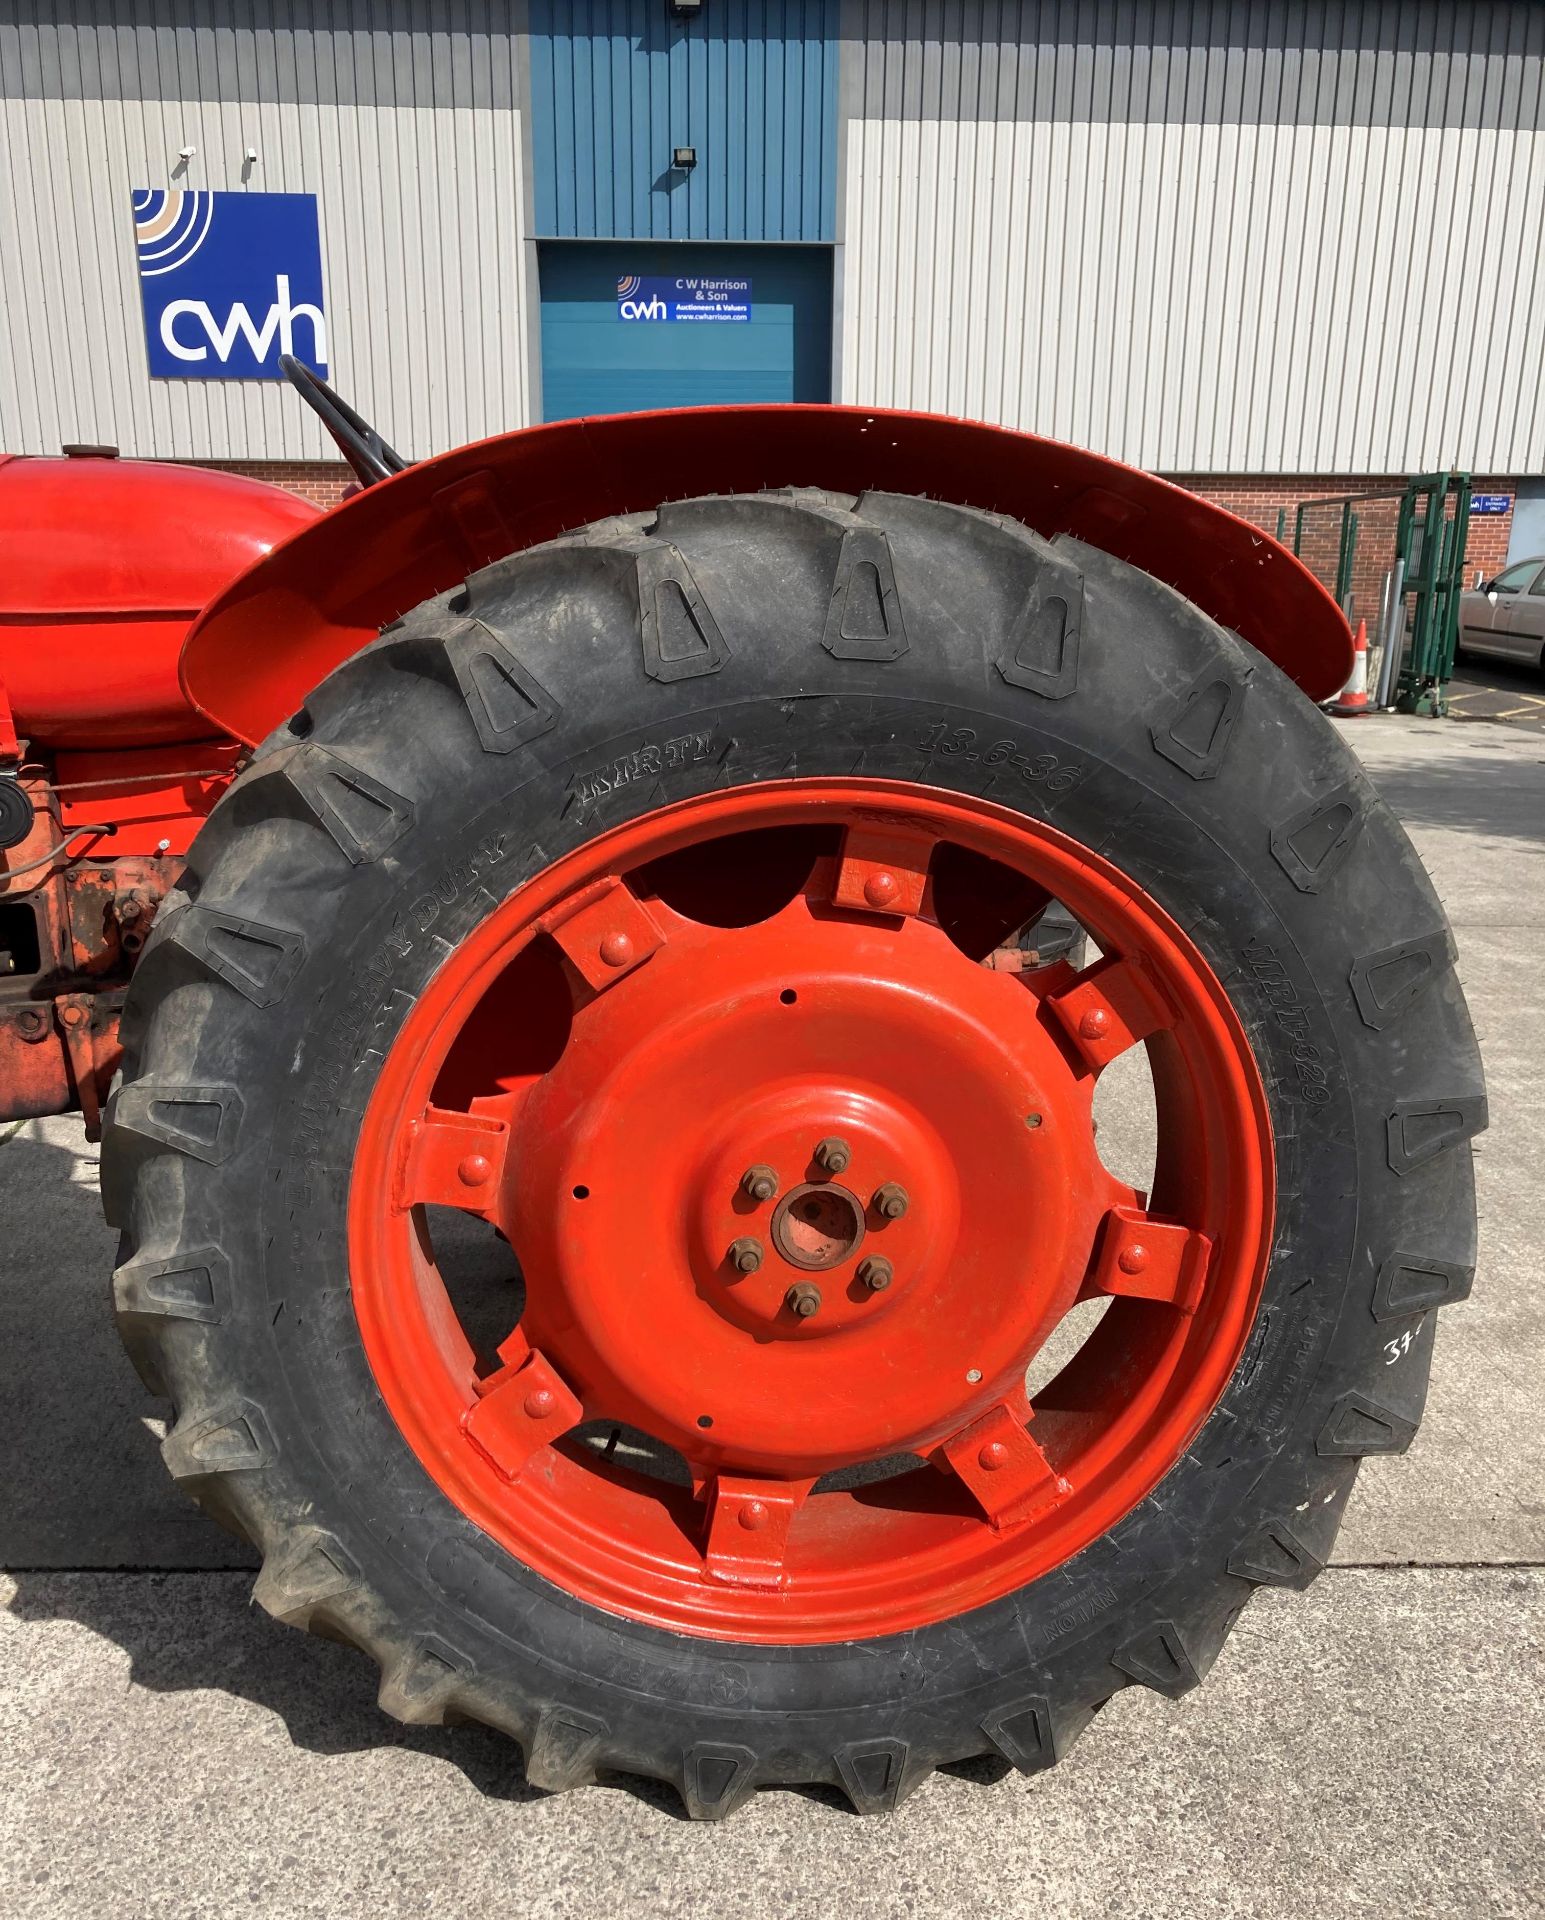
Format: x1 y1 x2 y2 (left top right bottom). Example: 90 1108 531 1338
1331 619 1371 715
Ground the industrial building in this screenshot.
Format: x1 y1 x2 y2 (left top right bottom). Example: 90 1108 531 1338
2 3 1542 567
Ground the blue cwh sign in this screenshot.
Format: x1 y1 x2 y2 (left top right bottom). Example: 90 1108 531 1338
1470 494 1512 515
132 188 328 380
616 274 751 322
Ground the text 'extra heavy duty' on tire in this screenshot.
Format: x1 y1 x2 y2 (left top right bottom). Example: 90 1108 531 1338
103 488 1484 1819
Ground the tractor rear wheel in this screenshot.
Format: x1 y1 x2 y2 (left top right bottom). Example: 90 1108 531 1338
104 489 1483 1817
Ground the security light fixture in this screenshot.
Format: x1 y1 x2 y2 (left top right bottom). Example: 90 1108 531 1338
177 144 197 160
670 0 704 15
673 145 697 169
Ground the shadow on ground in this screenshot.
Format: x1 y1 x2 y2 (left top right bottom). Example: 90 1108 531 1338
6 1565 568 1806
5 1555 888 1818
1447 658 1545 737
0 1123 231 1570
1354 738 1545 843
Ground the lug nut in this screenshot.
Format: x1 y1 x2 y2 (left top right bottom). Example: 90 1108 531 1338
785 1281 823 1318
729 1237 765 1274
872 1182 910 1220
813 1136 852 1175
857 1255 893 1292
740 1164 779 1203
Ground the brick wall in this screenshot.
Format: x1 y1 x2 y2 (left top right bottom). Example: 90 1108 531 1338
197 459 355 508
194 456 1520 604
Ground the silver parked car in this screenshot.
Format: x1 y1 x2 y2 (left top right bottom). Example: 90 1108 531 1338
1458 555 1545 667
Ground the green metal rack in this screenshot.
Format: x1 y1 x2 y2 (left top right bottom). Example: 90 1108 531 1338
1391 474 1473 715
1285 473 1473 715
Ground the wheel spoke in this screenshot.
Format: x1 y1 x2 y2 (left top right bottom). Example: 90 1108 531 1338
1045 953 1174 1072
829 822 935 919
462 1347 582 1481
395 1103 510 1212
702 1474 815 1589
1085 1204 1212 1313
936 1402 1071 1531
540 874 666 993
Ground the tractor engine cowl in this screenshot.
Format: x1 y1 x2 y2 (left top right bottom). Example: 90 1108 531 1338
0 447 320 749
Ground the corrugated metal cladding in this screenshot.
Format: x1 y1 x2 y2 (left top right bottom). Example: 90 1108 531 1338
841 1 1545 474
0 6 532 463
528 1 840 241
6 3 1545 477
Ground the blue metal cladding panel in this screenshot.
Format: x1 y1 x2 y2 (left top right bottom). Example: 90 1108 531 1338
539 241 833 419
529 1 839 242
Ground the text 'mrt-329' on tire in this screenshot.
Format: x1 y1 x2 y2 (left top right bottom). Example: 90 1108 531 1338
104 488 1484 1818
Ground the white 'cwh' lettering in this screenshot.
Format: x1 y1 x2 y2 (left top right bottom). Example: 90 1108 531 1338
159 274 327 364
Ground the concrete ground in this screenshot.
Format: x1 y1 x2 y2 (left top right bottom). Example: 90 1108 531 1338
2 712 1541 1918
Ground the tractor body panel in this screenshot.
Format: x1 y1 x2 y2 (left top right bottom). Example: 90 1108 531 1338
179 406 1353 746
0 449 319 748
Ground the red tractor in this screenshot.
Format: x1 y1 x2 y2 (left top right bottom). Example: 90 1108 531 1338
0 373 1483 1818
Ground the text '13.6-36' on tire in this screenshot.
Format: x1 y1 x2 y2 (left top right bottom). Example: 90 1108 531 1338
105 485 1484 1818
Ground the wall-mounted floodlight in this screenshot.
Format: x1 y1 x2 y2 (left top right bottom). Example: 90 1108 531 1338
673 146 697 169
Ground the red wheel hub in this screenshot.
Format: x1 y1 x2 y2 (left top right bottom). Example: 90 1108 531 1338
349 781 1273 1641
508 883 1104 1474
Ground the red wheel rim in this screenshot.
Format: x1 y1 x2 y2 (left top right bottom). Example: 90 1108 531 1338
349 781 1273 1642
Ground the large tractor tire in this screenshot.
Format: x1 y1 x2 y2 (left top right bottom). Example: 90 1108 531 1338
103 490 1483 1817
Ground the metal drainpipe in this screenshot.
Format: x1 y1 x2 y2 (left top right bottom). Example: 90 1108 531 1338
1375 558 1407 709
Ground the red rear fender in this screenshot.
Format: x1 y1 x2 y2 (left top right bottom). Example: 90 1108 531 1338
181 407 1352 745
